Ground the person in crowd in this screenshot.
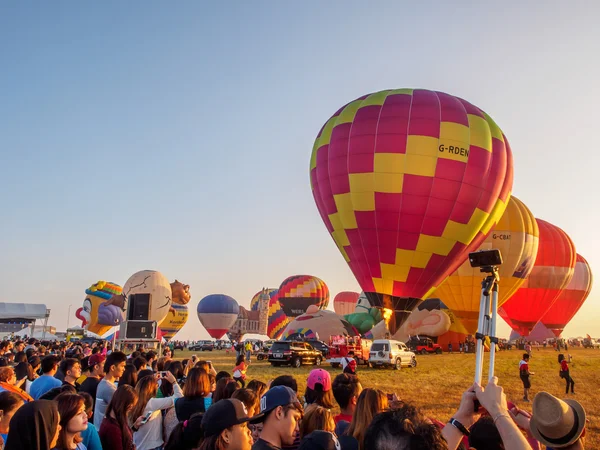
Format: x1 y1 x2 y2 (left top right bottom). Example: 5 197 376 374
233 355 248 388
250 385 304 450
331 373 361 438
118 364 138 389
0 367 33 402
558 354 575 395
30 355 62 399
79 354 104 411
231 388 259 417
133 356 148 372
304 369 334 410
519 353 534 402
342 357 357 375
77 357 91 386
131 372 183 450
60 359 83 391
214 377 238 403
137 369 154 380
145 351 157 369
270 376 298 393
0 391 24 449
98 385 144 450
345 389 389 450
28 356 41 376
299 404 335 439
13 361 35 394
54 393 89 450
195 360 218 377
176 368 213 420
93 351 127 428
78 392 102 450
198 398 253 450
245 341 253 363
158 360 187 398
468 416 504 450
297 431 345 450
164 412 204 450
247 380 268 400
5 400 60 450
217 371 232 382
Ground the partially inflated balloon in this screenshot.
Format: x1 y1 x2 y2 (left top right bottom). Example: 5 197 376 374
267 292 289 339
499 220 576 336
250 288 278 311
310 89 513 334
123 270 172 324
159 304 189 341
277 275 329 317
433 196 539 333
541 254 593 337
333 291 360 316
197 294 240 339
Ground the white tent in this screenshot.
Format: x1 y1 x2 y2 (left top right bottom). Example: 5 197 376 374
16 326 60 341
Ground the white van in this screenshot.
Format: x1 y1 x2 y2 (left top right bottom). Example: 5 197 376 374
369 339 417 369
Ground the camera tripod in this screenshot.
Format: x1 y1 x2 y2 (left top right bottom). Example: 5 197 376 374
474 265 500 384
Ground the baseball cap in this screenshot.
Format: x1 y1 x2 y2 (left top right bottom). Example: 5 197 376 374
307 369 332 391
250 385 302 423
201 399 251 437
88 353 106 368
298 431 341 450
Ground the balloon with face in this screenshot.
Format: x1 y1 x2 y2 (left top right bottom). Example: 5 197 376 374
282 305 358 340
122 270 173 324
75 281 124 336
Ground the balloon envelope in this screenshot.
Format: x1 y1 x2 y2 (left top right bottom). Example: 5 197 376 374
123 270 172 324
310 89 513 334
250 288 278 311
197 294 240 339
159 303 189 341
277 275 329 317
267 291 289 339
541 254 593 337
499 219 576 336
433 196 539 333
333 291 360 316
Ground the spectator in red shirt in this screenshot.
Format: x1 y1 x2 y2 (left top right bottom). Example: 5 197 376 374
331 373 362 435
558 354 575 395
519 353 534 402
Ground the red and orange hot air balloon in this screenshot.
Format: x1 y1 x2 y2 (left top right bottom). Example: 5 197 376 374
499 219 576 336
541 254 593 337
277 275 329 317
310 89 513 334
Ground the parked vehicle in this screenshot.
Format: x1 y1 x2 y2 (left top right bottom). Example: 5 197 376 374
407 336 443 355
201 340 214 351
327 335 372 368
268 341 323 368
369 339 417 370
583 338 600 349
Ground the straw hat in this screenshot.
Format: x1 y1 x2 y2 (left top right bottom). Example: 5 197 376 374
529 392 586 448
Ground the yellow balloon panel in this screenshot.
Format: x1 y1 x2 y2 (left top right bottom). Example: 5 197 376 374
433 197 539 324
159 304 189 340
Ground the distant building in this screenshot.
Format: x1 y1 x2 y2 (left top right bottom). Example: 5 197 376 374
228 289 270 341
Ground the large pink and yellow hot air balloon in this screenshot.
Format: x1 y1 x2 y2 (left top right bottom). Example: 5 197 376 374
499 220 576 336
310 89 513 334
541 254 593 337
433 196 539 334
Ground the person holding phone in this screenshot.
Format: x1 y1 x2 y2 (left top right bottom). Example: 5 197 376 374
99 385 145 450
131 371 183 450
0 367 33 403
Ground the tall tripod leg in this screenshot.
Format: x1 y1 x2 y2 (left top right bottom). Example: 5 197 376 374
488 282 499 381
474 285 488 385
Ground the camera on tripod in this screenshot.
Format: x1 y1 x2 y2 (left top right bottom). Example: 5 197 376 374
469 249 503 269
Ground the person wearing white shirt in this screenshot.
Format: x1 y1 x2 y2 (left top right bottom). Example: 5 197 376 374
131 371 183 450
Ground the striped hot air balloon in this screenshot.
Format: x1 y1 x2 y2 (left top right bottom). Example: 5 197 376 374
310 89 513 334
197 294 240 339
333 291 360 316
277 275 329 318
250 288 278 311
541 254 593 337
159 303 189 341
499 220 576 336
433 196 539 334
267 292 289 339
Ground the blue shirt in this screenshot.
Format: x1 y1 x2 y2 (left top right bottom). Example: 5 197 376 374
29 374 62 399
81 423 102 450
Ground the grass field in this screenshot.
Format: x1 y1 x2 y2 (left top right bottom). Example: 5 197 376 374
173 346 599 447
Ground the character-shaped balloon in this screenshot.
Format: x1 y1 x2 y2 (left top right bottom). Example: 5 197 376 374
170 280 191 305
75 281 124 336
122 270 172 324
394 299 452 342
159 303 189 341
282 305 358 340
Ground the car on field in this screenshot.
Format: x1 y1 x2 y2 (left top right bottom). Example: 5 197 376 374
286 338 330 358
583 338 600 349
268 340 323 368
407 336 443 355
327 335 372 368
369 339 417 370
201 340 214 351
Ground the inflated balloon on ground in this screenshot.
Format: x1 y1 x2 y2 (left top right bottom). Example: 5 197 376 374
310 89 513 334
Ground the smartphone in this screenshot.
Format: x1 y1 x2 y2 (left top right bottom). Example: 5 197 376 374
140 411 153 424
160 371 168 378
386 393 394 401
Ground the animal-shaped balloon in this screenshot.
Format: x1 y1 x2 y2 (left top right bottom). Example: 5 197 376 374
344 307 382 334
75 281 124 336
171 280 191 305
282 305 358 340
122 270 173 324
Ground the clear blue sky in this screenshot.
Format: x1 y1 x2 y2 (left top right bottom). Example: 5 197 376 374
1 2 599 340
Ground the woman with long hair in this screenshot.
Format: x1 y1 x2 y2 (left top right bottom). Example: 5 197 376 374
54 394 88 450
558 353 575 394
0 392 24 449
164 412 204 450
132 373 183 450
304 369 334 409
5 400 60 450
213 378 237 403
0 367 32 403
246 380 267 400
345 388 388 450
299 404 335 438
118 364 138 389
232 355 247 388
13 362 35 394
99 385 143 450
230 388 259 417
